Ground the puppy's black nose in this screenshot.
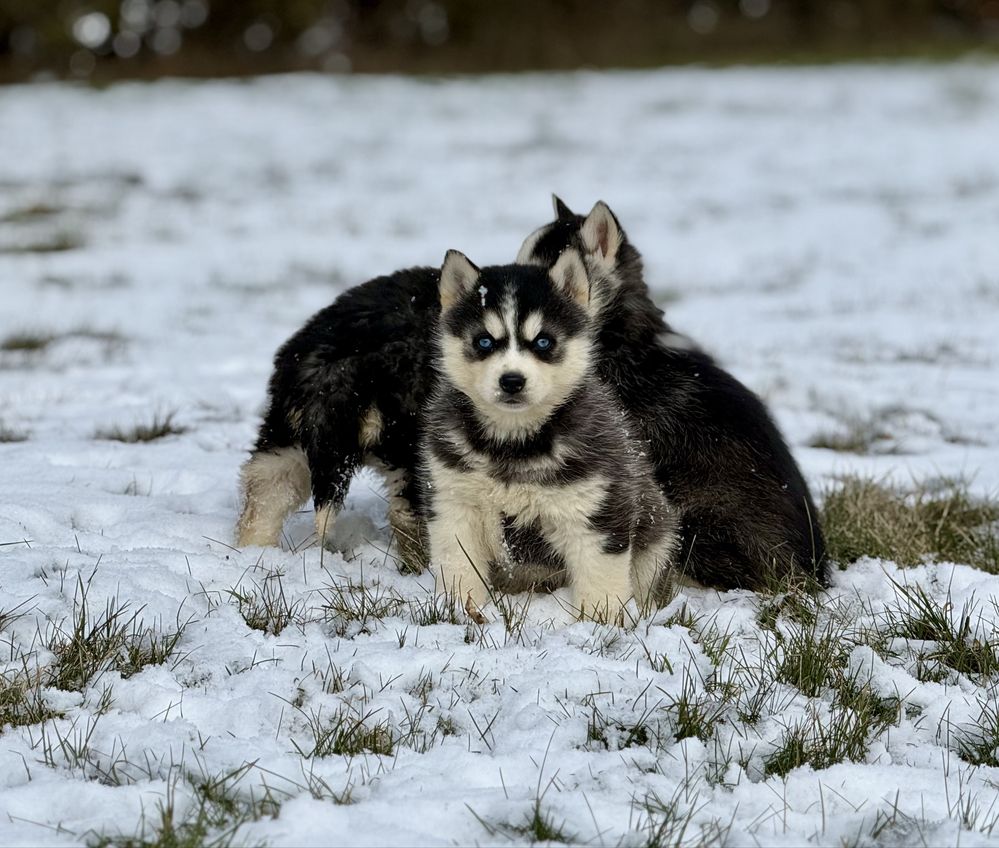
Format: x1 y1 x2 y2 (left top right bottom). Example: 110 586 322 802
499 372 526 395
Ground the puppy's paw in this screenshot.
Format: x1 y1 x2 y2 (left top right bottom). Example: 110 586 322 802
574 594 627 626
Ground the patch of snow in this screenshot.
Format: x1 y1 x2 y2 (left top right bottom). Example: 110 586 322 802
2 64 999 846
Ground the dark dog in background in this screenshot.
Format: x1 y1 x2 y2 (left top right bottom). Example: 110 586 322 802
518 198 826 589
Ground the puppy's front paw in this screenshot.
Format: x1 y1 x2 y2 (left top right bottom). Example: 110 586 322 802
575 594 627 626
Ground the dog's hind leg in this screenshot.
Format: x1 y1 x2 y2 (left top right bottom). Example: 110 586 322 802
381 465 427 573
302 411 365 548
237 446 311 547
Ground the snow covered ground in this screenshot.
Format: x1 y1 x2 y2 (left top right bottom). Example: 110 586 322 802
2 64 999 846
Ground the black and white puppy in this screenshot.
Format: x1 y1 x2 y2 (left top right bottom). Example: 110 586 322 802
518 198 827 589
421 249 679 621
236 265 439 566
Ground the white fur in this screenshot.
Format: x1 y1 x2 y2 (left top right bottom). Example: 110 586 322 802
549 250 590 308
427 458 635 621
580 201 622 272
483 311 506 340
366 456 424 567
631 541 674 613
236 447 311 547
515 225 546 265
440 250 480 311
359 404 384 449
440 333 593 442
522 311 543 341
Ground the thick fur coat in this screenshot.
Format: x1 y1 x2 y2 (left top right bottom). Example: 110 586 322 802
421 251 678 619
518 199 827 588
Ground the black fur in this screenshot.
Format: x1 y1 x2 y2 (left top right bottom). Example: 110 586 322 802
524 202 827 589
253 267 440 520
422 262 675 597
244 203 826 591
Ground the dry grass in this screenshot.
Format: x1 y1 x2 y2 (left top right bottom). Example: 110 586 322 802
0 202 64 224
822 476 999 572
1 327 126 357
0 422 29 442
1 331 57 352
810 414 897 454
95 412 187 443
0 230 83 254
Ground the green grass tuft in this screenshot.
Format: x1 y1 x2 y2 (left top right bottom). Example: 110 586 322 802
95 412 187 443
882 578 999 682
468 799 577 845
0 422 29 442
294 704 395 758
46 577 189 692
772 618 849 698
764 698 895 778
318 574 405 637
822 476 999 572
1 331 56 352
228 571 304 637
514 801 576 844
634 786 729 848
88 763 278 848
0 666 62 730
955 700 999 767
666 672 727 743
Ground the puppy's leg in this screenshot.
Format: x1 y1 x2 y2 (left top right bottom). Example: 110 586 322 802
631 506 683 612
301 410 365 548
427 502 495 617
550 531 633 623
237 447 311 547
571 549 633 623
379 464 428 574
630 545 663 614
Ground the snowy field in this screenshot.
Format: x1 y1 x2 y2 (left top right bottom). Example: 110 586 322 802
2 65 999 846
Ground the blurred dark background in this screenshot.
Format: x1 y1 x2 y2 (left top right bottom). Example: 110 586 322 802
2 0 998 82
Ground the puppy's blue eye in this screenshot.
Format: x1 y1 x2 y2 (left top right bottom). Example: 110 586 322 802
533 335 554 352
475 335 494 351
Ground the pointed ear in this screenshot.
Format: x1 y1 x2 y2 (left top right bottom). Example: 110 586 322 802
580 201 622 268
549 249 591 309
439 250 480 311
552 194 574 221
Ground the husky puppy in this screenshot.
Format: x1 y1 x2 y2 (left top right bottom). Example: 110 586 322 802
236 266 439 566
421 249 679 620
517 198 827 589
